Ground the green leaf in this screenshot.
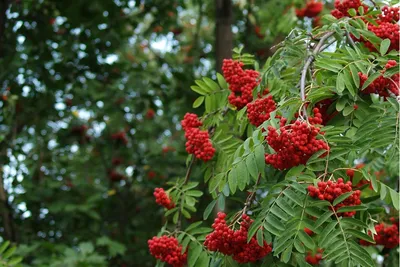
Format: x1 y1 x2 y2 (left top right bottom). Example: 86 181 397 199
343 68 356 96
336 205 367 213
246 154 258 180
186 222 203 232
294 239 305 253
8 256 23 265
349 64 360 88
336 72 345 93
361 72 381 90
203 200 217 220
333 192 354 206
281 244 293 263
298 231 315 250
347 229 375 244
336 98 347 111
217 73 228 89
389 187 399 210
314 210 333 228
283 190 303 206
285 165 305 179
270 206 289 221
0 241 10 254
255 145 265 176
2 246 16 259
188 243 202 267
237 161 249 191
186 190 203 197
256 228 264 247
380 38 391 55
228 170 237 194
343 105 355 116
195 252 210 267
193 96 205 108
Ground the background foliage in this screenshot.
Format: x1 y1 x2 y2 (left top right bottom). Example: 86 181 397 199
0 0 398 266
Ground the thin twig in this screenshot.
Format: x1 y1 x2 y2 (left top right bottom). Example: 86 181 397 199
346 31 356 48
242 173 262 215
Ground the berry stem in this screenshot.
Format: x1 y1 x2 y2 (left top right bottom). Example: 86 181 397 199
176 156 196 230
300 31 334 118
242 173 262 215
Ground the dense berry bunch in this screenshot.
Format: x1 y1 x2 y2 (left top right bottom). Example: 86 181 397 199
181 113 202 130
204 212 272 263
379 6 399 23
265 109 329 170
222 59 260 109
246 94 276 126
154 188 175 210
305 249 323 265
296 0 323 18
145 108 156 119
148 235 187 267
360 223 399 249
331 0 368 19
359 60 399 97
108 169 125 182
111 131 128 145
362 22 399 52
181 113 215 162
308 178 361 217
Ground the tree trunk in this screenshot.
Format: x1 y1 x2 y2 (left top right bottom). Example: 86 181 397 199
215 0 232 72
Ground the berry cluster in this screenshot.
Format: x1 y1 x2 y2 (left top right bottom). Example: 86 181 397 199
246 93 277 126
305 248 324 265
359 60 399 97
308 178 361 217
222 59 260 109
181 113 215 162
145 108 155 119
108 169 125 182
111 157 123 166
148 235 187 267
265 109 329 170
362 21 399 52
154 188 175 210
360 222 399 249
296 0 323 18
111 131 128 145
331 0 368 19
204 212 272 263
379 6 399 23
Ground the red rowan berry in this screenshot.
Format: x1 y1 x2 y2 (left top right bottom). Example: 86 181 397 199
148 235 187 267
154 188 175 210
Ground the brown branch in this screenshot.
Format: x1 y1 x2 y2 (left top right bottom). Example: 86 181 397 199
300 32 334 118
242 173 262 215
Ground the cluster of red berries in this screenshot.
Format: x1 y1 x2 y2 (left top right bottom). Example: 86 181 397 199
360 222 399 249
305 248 324 265
246 92 277 126
70 125 91 144
379 6 399 23
308 178 361 217
111 157 123 166
145 109 156 119
148 235 187 267
265 109 329 170
331 0 368 19
108 169 125 182
362 21 399 52
111 131 128 145
222 59 260 109
359 60 399 97
296 0 323 18
154 188 175 210
181 113 215 162
204 212 272 263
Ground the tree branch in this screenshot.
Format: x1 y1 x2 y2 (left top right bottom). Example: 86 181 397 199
300 32 334 118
